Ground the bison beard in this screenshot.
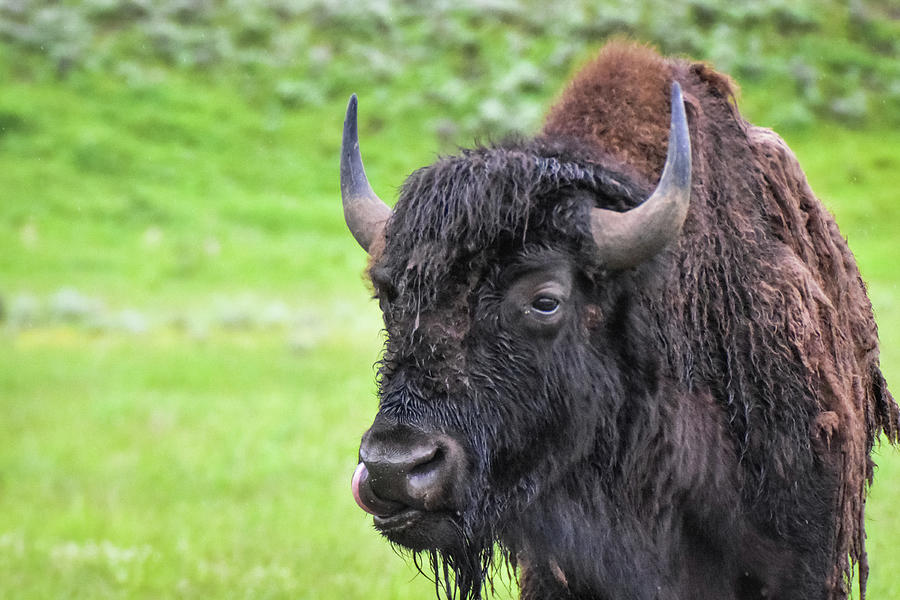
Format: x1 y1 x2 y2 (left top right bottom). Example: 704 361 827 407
342 42 899 599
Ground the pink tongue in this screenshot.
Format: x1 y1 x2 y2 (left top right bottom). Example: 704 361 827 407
352 463 377 515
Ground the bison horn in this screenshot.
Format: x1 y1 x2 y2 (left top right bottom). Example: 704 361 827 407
340 94 392 253
590 82 692 269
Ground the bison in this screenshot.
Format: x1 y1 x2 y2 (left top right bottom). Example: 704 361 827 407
340 42 898 600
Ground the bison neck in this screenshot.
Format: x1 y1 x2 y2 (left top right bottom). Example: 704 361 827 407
506 387 820 600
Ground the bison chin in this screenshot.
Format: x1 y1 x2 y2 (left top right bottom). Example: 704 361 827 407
372 509 463 552
353 465 500 598
370 509 496 599
406 523 500 600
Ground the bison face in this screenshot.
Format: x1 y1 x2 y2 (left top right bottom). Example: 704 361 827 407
353 250 608 558
340 86 690 593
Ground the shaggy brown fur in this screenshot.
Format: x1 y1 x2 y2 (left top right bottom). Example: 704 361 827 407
353 41 898 600
544 41 899 598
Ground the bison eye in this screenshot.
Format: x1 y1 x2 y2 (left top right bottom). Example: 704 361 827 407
502 265 572 333
530 296 560 315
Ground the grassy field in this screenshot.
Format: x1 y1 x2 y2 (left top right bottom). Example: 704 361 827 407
2 5 899 598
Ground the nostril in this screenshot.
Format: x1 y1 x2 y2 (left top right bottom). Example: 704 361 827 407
407 447 456 509
409 447 443 476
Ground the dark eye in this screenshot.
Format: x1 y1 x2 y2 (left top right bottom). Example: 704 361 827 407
530 296 560 315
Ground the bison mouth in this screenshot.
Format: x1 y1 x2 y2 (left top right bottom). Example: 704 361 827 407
352 462 465 552
374 508 463 552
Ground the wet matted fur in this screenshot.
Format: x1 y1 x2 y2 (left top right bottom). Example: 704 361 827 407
361 41 899 599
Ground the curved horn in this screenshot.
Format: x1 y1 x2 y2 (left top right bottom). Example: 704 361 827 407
590 82 692 269
340 94 392 253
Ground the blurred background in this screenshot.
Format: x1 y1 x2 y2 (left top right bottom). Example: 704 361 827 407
1 0 898 597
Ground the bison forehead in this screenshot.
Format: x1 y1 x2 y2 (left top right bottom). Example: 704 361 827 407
388 141 646 249
371 140 649 313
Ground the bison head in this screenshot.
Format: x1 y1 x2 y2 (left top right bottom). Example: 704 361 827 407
342 84 691 596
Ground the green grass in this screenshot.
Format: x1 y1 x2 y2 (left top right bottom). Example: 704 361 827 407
1 17 899 598
0 326 446 598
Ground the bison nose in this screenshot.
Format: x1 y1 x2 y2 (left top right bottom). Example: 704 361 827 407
353 424 466 517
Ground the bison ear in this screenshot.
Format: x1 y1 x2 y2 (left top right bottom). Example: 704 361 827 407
589 82 692 270
340 94 392 253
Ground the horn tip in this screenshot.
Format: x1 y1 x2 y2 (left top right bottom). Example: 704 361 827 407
667 81 691 187
345 93 359 122
669 82 686 129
